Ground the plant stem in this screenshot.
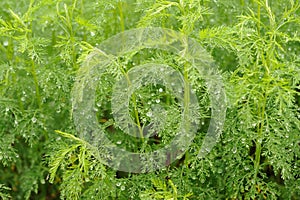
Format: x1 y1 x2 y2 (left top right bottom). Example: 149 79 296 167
30 60 42 109
168 179 178 200
257 0 261 36
116 62 144 141
253 86 268 180
252 0 265 183
118 1 125 32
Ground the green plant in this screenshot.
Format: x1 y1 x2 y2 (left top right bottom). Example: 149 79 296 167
0 184 11 200
0 0 299 199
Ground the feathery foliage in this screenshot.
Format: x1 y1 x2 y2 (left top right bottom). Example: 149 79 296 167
0 0 299 199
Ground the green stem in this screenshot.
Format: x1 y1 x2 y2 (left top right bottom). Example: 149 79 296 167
182 37 191 135
24 4 42 109
168 179 178 200
118 1 125 32
12 71 24 112
257 1 261 36
240 0 245 7
31 60 42 109
70 1 78 70
117 63 144 141
132 93 144 140
253 97 265 180
183 63 190 121
116 2 143 141
253 0 265 182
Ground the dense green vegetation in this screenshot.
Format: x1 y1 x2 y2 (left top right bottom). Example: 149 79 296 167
0 0 299 199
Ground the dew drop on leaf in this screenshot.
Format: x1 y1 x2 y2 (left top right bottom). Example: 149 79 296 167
232 146 237 154
146 111 152 117
3 41 8 46
241 138 245 144
31 117 37 123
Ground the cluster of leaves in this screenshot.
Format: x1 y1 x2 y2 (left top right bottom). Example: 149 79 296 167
0 0 299 199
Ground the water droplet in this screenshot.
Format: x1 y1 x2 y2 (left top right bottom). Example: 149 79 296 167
266 128 269 133
146 111 152 117
116 141 122 145
232 146 237 154
31 117 37 123
257 138 262 144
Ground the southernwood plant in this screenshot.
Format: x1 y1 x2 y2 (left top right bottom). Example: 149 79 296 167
0 0 299 199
